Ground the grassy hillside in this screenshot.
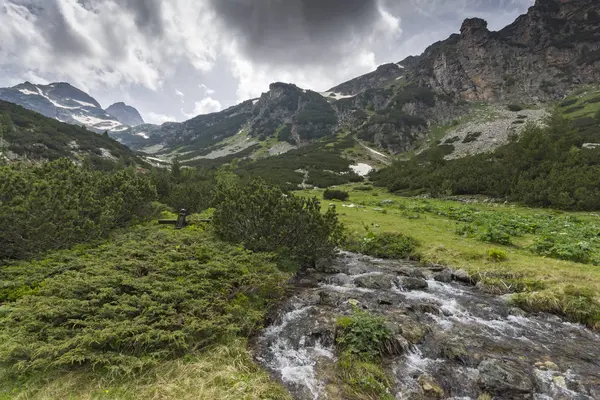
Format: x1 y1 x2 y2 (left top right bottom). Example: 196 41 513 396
0 101 141 168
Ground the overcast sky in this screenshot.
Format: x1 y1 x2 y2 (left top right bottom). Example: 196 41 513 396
0 0 534 124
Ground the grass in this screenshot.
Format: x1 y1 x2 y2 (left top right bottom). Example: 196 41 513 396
300 184 600 329
0 339 291 400
560 86 600 119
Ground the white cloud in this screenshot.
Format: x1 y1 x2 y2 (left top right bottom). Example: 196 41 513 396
199 84 216 95
182 96 222 118
146 112 177 125
175 89 185 97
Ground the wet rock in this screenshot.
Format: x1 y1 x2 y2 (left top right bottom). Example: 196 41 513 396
398 317 430 344
398 267 427 278
433 269 453 283
418 374 444 398
478 359 533 397
295 275 320 288
354 274 393 290
319 291 346 307
324 273 352 286
409 303 441 315
439 341 471 366
452 269 472 283
315 258 342 273
397 276 429 291
535 361 559 371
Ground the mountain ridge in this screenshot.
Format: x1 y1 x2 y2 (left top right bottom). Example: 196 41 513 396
0 82 144 134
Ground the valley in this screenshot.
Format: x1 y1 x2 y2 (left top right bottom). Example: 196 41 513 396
1 0 600 399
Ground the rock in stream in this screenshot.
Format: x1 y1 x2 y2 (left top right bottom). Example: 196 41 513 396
253 252 600 400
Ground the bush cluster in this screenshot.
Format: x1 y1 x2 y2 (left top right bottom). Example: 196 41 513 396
324 189 350 201
0 159 157 261
213 178 344 267
0 225 288 374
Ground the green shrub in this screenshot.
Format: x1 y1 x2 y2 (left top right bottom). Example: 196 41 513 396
478 227 512 246
324 189 350 201
0 159 157 261
336 310 394 360
213 179 344 267
350 232 419 259
488 248 508 262
0 225 289 374
530 235 592 263
507 104 524 112
335 309 395 399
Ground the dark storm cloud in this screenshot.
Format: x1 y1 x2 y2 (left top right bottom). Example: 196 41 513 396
207 0 383 64
121 0 164 36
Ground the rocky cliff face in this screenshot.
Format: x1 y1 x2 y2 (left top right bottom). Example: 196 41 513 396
106 102 144 126
402 0 600 103
250 83 338 144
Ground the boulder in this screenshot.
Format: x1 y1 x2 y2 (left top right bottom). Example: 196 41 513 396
478 359 533 396
397 276 429 291
354 274 393 290
433 269 453 283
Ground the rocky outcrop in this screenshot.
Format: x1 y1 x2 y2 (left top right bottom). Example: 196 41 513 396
249 82 338 144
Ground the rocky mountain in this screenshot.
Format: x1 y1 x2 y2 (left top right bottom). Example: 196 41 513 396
0 100 141 166
113 0 600 162
399 0 600 103
0 82 142 133
106 102 144 126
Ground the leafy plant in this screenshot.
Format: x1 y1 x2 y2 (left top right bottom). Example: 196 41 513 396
488 248 508 262
348 232 419 260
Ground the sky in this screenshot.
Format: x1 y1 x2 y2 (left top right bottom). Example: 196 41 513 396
0 0 534 124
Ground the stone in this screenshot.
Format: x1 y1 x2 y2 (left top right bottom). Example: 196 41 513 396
318 291 345 307
433 269 453 283
478 359 533 395
315 258 342 274
452 269 472 283
418 375 444 398
397 276 429 291
397 267 427 278
354 274 393 290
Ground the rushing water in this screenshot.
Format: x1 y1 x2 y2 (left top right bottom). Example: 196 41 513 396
254 252 600 400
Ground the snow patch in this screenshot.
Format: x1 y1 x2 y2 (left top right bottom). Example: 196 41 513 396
350 163 374 177
396 63 405 69
252 99 259 105
35 87 78 109
18 89 38 96
319 91 356 100
72 114 121 129
72 99 97 108
135 131 149 139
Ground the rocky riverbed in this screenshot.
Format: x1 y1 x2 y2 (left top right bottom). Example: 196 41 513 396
253 252 600 400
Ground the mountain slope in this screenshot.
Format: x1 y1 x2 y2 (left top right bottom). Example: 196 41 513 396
111 0 600 165
0 82 143 133
0 100 141 167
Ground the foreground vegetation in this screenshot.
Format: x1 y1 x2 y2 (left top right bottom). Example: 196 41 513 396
301 185 600 330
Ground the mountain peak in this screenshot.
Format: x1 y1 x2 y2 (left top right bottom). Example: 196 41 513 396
106 102 144 127
460 18 489 36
